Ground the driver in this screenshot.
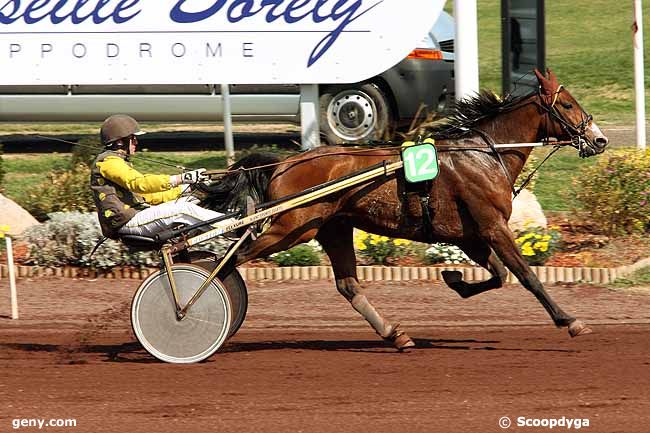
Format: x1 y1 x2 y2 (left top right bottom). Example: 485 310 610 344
90 114 230 239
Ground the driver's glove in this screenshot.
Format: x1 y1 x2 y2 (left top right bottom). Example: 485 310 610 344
170 168 208 187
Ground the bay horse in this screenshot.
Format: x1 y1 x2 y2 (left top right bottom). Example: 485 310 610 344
202 69 609 350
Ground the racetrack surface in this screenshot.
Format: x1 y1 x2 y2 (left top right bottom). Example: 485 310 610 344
1 277 650 432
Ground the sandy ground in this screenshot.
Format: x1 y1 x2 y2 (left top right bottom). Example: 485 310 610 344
1 276 650 432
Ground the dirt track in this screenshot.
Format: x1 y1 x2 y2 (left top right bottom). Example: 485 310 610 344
1 276 650 433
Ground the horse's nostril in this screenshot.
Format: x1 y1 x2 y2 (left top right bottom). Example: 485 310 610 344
595 136 609 147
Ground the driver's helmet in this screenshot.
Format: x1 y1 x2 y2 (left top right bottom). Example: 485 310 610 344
100 114 146 147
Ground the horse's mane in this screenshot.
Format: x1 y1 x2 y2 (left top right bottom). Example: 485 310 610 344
198 152 284 213
429 90 535 140
198 91 537 212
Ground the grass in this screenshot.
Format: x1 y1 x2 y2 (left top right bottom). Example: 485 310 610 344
0 145 605 212
532 146 600 211
477 0 650 125
0 148 295 206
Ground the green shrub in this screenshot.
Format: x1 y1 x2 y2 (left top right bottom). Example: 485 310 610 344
574 150 650 235
271 244 321 266
353 230 411 265
514 225 562 266
20 212 155 269
20 212 231 269
21 164 95 221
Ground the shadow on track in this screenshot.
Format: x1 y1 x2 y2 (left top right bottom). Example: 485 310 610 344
0 337 580 364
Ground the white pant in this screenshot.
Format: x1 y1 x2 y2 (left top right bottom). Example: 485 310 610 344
118 197 229 238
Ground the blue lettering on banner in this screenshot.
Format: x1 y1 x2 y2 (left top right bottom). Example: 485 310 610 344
0 0 384 67
169 0 383 67
0 0 142 25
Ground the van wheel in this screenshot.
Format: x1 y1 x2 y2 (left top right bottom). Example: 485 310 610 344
320 83 391 145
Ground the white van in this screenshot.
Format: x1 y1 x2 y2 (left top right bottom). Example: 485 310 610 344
0 12 455 145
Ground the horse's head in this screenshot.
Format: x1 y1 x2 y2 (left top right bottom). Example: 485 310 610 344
534 69 609 157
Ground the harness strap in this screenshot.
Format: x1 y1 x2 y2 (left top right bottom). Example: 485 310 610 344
419 194 435 244
471 128 517 197
89 236 109 259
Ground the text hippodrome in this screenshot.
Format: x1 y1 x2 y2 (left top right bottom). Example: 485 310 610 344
5 41 255 60
0 0 381 66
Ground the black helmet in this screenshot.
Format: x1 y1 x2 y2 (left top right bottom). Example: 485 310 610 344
100 114 145 146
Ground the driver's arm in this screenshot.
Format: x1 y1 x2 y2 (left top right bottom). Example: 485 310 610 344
97 156 182 203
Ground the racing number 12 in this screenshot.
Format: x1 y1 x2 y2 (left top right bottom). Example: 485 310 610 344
402 143 439 183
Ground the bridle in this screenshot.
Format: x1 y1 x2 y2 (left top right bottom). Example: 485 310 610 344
536 85 595 158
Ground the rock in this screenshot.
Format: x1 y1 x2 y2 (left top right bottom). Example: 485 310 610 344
0 193 40 237
509 189 547 232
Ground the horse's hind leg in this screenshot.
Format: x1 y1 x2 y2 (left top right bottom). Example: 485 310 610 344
442 240 508 298
316 220 415 350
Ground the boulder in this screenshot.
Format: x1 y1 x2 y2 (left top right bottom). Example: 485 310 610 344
509 189 547 232
0 194 40 237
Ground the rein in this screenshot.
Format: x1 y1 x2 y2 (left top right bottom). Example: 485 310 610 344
214 139 575 178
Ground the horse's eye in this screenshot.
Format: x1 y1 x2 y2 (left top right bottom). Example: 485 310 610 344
561 102 573 109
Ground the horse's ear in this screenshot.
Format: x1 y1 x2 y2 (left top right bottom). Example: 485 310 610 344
534 68 546 83
546 69 559 88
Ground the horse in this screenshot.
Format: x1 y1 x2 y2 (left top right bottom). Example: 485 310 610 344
201 69 609 350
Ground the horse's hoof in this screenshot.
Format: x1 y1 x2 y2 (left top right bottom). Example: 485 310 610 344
442 270 463 285
568 320 593 337
394 333 416 351
442 270 469 298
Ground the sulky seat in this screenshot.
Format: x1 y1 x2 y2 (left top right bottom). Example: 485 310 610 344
119 234 163 252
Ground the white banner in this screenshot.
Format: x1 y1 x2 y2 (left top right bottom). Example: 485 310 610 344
0 0 444 85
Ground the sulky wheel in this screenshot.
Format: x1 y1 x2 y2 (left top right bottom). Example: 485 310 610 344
180 251 248 339
131 264 231 364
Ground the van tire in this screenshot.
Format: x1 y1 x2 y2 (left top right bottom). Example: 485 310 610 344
319 83 391 145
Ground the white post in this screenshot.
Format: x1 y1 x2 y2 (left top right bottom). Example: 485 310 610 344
221 84 236 166
454 0 480 101
633 0 646 150
299 84 321 150
5 236 18 320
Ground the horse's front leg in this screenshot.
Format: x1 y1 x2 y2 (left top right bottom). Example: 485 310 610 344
442 239 508 298
479 219 591 337
316 219 415 350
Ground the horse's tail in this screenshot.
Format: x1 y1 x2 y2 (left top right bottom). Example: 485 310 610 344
198 152 283 213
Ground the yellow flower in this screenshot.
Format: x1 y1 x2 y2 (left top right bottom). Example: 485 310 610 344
0 225 9 232
370 239 378 246
379 236 389 242
358 243 367 251
0 232 4 239
542 235 551 241
522 246 535 256
535 234 542 240
538 242 549 252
